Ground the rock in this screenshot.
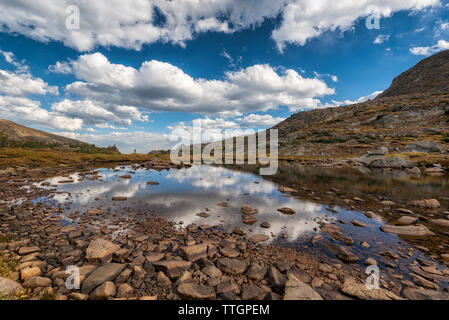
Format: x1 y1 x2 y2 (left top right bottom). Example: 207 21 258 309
242 216 257 225
410 199 440 209
385 157 416 169
359 153 386 166
175 271 193 285
232 227 247 236
364 258 377 266
340 278 402 300
147 181 160 185
380 224 435 237
402 288 449 300
403 140 443 153
202 265 222 278
217 202 229 207
397 216 418 225
283 274 323 300
87 209 103 216
115 268 133 285
196 212 209 218
90 281 116 300
18 246 40 255
140 296 158 300
240 205 258 215
119 174 131 179
179 244 209 262
247 262 267 281
69 292 89 300
320 224 354 246
86 239 120 264
441 254 449 261
23 276 52 289
241 284 267 300
311 278 323 288
260 221 271 228
380 200 395 206
81 263 125 294
21 266 41 280
0 277 24 296
278 186 297 193
364 211 377 219
405 167 421 176
116 283 133 298
321 241 359 263
268 266 285 293
146 252 165 263
219 246 240 258
177 283 216 300
430 219 449 227
156 271 172 286
248 234 269 243
351 220 367 227
277 207 296 215
217 258 248 275
319 263 333 273
152 260 192 279
111 197 127 201
410 273 439 290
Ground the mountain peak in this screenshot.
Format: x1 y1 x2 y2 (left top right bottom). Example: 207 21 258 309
377 50 449 99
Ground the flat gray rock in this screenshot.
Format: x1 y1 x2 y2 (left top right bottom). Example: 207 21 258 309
81 263 125 294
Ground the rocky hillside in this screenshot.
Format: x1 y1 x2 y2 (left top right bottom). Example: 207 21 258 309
378 50 449 99
0 119 119 154
273 51 449 160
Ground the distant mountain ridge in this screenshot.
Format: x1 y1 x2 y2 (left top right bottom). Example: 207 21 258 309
0 119 119 154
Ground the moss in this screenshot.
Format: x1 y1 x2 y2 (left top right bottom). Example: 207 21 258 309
0 253 19 278
0 233 14 243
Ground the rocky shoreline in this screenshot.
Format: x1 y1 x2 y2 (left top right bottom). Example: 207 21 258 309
1 160 449 300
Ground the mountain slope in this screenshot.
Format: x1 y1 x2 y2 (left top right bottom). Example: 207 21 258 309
378 50 449 99
272 50 449 159
0 119 120 154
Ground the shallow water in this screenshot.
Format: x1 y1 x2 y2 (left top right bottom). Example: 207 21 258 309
33 164 449 279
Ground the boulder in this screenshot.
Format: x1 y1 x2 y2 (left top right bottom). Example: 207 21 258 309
277 207 296 215
152 260 192 279
0 277 24 296
177 283 216 300
116 283 133 298
321 241 359 263
81 263 125 294
380 224 434 237
217 258 248 275
248 234 269 243
86 239 120 264
283 274 323 300
397 216 418 225
90 281 116 300
241 284 267 300
341 278 402 300
23 276 52 289
410 199 440 209
403 140 443 153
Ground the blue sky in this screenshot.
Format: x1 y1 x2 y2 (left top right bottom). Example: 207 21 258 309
0 1 448 153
